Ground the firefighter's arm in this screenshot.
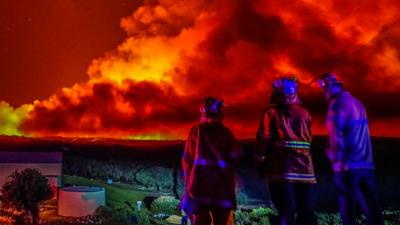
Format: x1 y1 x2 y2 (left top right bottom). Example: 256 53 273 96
182 127 197 185
255 110 273 163
255 110 275 178
326 102 347 166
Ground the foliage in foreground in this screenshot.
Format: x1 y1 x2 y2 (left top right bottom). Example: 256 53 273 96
1 205 400 224
0 168 53 225
150 196 180 215
235 207 276 225
235 209 400 225
3 172 399 225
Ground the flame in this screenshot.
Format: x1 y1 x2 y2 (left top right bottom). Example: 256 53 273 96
0 102 32 136
88 37 178 83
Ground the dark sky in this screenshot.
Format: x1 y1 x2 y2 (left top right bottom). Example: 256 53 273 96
0 0 141 106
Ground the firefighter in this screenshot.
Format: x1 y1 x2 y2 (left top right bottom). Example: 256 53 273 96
256 77 318 225
316 73 383 225
181 97 242 225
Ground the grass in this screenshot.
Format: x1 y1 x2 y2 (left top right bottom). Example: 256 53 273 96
62 175 160 208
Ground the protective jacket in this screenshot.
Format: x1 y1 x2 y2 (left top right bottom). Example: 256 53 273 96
182 120 242 213
325 90 375 172
256 102 316 183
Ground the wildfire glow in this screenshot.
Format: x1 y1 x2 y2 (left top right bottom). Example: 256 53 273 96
0 102 32 136
1 0 400 139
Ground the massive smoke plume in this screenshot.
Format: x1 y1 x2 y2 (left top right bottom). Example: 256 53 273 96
2 0 400 138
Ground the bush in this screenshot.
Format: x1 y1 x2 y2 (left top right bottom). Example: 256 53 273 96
316 213 341 225
133 208 151 225
235 207 276 225
150 196 180 215
383 209 400 225
235 210 251 225
95 205 132 223
1 168 53 225
250 207 275 224
94 204 150 225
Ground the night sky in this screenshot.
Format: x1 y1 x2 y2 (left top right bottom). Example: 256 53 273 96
0 0 399 139
0 0 142 106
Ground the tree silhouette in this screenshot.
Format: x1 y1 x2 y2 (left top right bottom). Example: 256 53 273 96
1 168 53 225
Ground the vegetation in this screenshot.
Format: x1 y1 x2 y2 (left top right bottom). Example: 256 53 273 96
61 175 154 224
62 175 159 208
383 209 400 225
235 207 277 225
63 156 183 195
150 196 180 215
0 168 53 225
1 173 399 224
316 212 341 225
234 208 400 225
95 205 150 225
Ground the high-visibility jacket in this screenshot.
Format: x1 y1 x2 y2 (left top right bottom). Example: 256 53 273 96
256 103 316 183
182 121 242 212
326 90 375 172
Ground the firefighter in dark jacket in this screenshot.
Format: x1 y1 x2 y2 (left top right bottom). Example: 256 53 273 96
256 77 318 225
181 97 242 225
316 73 382 225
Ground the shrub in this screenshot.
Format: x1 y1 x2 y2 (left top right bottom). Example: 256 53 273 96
94 204 151 225
250 207 275 225
95 205 132 223
235 207 276 225
235 210 251 225
383 209 400 225
317 213 341 225
133 208 151 225
1 168 53 225
150 196 180 215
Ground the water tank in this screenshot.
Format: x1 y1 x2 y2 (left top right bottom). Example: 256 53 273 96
58 186 105 217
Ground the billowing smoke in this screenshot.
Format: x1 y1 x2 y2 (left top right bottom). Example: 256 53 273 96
21 80 199 139
0 102 32 136
2 0 400 138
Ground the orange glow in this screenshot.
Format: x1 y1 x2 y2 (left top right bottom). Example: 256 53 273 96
88 37 178 83
1 0 399 139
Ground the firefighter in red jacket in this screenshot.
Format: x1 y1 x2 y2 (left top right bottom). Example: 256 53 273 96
256 77 318 225
181 97 242 225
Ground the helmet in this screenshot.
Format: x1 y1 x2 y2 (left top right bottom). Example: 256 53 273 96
316 72 343 88
272 76 298 95
200 97 225 117
271 76 300 105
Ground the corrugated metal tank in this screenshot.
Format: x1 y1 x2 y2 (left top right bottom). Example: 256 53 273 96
58 186 105 217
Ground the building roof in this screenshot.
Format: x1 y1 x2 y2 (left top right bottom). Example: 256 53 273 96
0 152 62 164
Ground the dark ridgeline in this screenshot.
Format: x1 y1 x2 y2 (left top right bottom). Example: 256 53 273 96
0 136 184 166
0 135 399 212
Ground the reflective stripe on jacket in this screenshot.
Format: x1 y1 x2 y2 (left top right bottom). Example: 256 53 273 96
256 104 316 184
326 91 375 172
